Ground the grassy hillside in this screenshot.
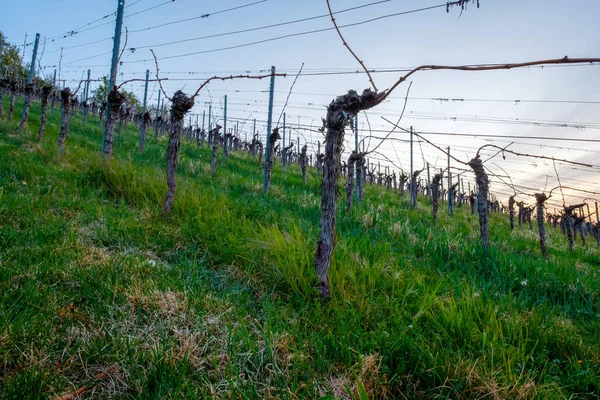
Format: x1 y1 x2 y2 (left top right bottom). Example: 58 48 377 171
1 97 599 399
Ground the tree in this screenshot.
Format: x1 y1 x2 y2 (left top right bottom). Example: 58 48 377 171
92 76 110 104
0 35 26 80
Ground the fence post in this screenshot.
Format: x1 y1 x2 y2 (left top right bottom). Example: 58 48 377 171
103 0 125 154
263 66 276 193
26 33 40 84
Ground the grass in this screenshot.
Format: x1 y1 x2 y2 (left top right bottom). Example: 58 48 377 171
0 96 599 399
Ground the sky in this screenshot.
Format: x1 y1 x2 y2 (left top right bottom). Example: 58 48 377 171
2 0 600 211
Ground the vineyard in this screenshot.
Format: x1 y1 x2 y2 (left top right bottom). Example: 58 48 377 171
1 0 600 398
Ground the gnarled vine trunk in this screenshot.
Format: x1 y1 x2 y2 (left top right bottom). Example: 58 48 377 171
257 142 264 169
264 127 281 192
300 144 308 186
210 125 222 175
140 111 151 152
534 193 548 257
163 91 195 214
356 156 365 202
345 151 358 211
431 174 441 224
37 85 53 141
57 88 71 155
508 196 516 231
102 89 126 158
19 83 34 131
8 81 17 120
315 89 384 299
468 155 490 251
0 79 7 118
410 170 421 207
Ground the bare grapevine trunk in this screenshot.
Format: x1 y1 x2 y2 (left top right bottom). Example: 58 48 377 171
258 142 264 169
345 152 357 211
535 193 548 257
140 111 151 152
315 89 384 299
518 202 524 226
99 102 106 129
265 128 281 191
508 196 516 231
163 91 195 214
0 79 7 118
410 170 421 207
223 131 229 161
399 174 407 197
356 156 365 202
576 217 586 246
102 89 126 158
57 88 71 155
83 101 89 125
468 155 490 251
117 108 125 141
300 144 308 186
431 174 441 224
19 83 34 131
50 88 56 115
210 125 222 175
8 81 17 120
37 85 52 141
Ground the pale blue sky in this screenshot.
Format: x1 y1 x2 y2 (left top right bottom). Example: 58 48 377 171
3 0 600 207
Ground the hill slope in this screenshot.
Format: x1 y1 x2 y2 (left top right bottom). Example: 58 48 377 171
1 98 599 399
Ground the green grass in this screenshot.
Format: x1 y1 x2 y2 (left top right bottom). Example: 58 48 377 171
1 96 599 399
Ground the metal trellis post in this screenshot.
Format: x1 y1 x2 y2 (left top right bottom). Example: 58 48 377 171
263 66 276 193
